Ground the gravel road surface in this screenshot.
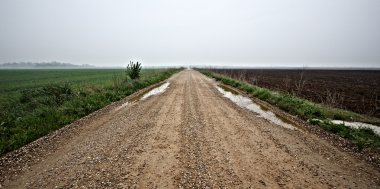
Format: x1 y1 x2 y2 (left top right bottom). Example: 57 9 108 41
1 70 379 188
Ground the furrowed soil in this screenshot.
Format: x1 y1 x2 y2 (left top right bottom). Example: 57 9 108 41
209 69 380 118
1 70 379 188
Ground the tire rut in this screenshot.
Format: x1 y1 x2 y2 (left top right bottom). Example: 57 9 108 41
176 72 242 188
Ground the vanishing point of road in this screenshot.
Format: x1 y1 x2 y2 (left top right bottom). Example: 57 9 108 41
1 70 379 188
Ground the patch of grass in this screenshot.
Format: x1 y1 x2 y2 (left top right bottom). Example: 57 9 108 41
200 70 380 150
0 69 181 155
317 121 380 150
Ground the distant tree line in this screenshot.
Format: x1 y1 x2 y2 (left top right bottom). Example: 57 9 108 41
0 62 94 68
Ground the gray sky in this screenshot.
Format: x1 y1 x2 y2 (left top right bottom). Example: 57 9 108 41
1 0 380 67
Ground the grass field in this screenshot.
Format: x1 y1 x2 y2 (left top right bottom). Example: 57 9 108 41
0 69 180 155
0 69 123 94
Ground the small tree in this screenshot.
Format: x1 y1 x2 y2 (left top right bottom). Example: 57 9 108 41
126 61 142 79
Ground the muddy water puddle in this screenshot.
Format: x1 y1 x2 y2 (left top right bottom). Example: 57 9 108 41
331 120 380 136
141 82 170 100
309 119 380 136
218 84 239 95
216 85 296 130
114 102 130 111
115 82 170 111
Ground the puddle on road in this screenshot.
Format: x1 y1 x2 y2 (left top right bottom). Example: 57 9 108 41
331 120 380 136
115 82 170 111
216 86 296 130
218 84 239 95
114 102 130 111
141 82 170 100
309 119 380 136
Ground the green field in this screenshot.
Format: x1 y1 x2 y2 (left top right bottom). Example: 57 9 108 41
0 69 180 155
0 69 124 94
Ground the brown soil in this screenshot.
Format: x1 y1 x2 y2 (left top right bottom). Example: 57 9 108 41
209 69 380 118
0 70 379 188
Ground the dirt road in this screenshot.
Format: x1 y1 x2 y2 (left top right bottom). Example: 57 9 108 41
1 70 379 188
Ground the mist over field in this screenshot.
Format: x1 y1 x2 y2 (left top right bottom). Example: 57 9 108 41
1 0 380 67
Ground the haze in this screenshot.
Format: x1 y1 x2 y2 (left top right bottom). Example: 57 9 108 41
1 0 380 67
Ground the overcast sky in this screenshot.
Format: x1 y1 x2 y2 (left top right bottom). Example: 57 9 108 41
1 0 380 67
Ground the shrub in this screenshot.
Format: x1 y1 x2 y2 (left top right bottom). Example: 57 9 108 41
126 61 142 79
